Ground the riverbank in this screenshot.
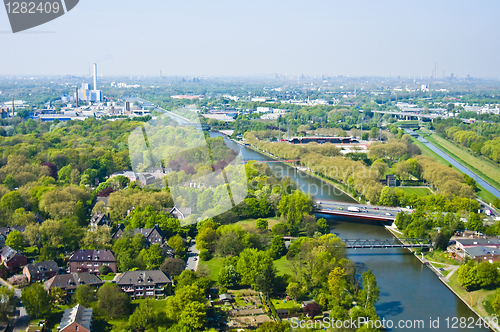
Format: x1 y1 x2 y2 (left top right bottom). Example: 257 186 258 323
234 139 359 203
385 225 499 332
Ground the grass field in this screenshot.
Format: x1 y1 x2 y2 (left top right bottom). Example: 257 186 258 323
409 136 498 205
397 187 433 197
447 273 497 318
273 256 294 276
271 299 301 310
424 250 459 265
199 257 224 283
426 134 500 192
236 217 281 230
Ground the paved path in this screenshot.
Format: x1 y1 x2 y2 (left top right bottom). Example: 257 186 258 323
0 278 30 332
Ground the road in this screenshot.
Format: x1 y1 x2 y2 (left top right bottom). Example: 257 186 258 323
185 240 200 271
124 97 194 125
317 200 407 219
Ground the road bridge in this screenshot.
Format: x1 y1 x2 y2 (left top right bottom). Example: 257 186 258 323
315 200 409 222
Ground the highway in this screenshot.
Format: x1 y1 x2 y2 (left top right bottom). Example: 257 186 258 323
316 200 409 221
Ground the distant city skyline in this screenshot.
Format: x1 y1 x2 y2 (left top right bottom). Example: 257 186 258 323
1 0 500 78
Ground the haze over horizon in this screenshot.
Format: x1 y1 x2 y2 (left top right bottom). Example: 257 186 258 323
1 0 500 79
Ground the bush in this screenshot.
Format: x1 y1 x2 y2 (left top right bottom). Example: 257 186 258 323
199 249 211 261
99 265 112 275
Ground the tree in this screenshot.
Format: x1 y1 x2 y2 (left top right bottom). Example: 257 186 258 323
0 191 24 211
0 286 16 320
491 289 500 314
256 218 268 230
458 260 479 291
218 265 240 288
286 282 303 301
129 299 167 331
5 230 24 251
99 265 112 275
256 322 290 332
358 270 380 309
303 302 322 318
141 244 164 270
75 284 97 307
166 285 205 329
255 264 277 297
21 283 51 319
269 235 286 259
167 234 186 259
316 218 329 234
236 248 272 287
97 283 131 319
378 186 397 206
467 213 484 232
160 257 185 277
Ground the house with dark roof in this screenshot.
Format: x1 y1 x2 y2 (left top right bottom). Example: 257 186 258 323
113 225 165 247
138 173 156 186
89 212 111 231
0 246 27 270
59 304 93 332
69 249 117 274
455 238 500 250
0 226 26 246
115 270 172 299
44 272 103 296
23 260 59 282
165 206 192 220
464 246 500 263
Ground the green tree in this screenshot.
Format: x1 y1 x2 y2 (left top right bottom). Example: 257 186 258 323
0 191 24 211
378 187 397 206
140 243 164 270
75 284 97 307
256 218 268 230
218 265 240 288
97 283 131 319
255 264 277 297
0 286 16 320
166 285 206 330
3 174 16 190
317 218 329 234
358 270 380 309
457 260 479 291
5 230 25 251
256 322 290 332
129 299 167 331
236 248 272 287
21 283 51 319
167 234 186 259
269 235 286 259
467 212 484 232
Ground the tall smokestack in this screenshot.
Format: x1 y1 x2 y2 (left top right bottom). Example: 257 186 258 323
93 63 97 91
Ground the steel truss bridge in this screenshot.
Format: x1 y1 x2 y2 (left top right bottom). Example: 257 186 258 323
343 238 432 249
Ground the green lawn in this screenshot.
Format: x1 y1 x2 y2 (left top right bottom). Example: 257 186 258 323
273 256 294 276
426 134 500 192
424 250 459 265
447 272 497 317
271 299 301 310
397 187 433 197
199 257 224 283
236 217 281 231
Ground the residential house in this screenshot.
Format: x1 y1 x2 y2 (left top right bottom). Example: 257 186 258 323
44 272 103 296
0 246 27 270
59 304 93 332
161 244 175 258
89 212 111 231
0 226 26 246
69 249 117 274
23 260 59 282
165 206 192 220
115 270 172 299
113 225 165 247
138 173 156 186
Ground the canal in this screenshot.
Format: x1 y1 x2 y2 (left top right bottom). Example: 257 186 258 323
214 133 491 332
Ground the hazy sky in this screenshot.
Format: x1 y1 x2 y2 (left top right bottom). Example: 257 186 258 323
1 0 499 78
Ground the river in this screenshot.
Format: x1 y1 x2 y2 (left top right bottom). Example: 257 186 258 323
213 132 491 332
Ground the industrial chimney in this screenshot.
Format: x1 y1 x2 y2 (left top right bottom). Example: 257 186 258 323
93 63 97 91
